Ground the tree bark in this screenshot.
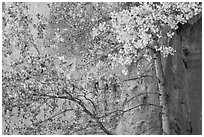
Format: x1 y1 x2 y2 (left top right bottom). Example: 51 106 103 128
154 51 170 135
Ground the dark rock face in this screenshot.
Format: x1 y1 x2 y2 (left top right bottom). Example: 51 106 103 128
164 32 191 135
162 17 202 135
115 16 202 135
186 18 202 135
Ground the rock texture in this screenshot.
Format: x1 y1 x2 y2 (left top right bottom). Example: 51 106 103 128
115 15 202 135
174 16 202 135
186 17 202 135
116 57 161 134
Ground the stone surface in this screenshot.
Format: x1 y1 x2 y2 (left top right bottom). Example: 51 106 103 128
115 16 202 135
186 17 202 135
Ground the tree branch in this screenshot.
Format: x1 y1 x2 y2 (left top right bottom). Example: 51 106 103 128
75 98 114 135
34 108 74 126
123 103 160 113
83 95 97 113
123 75 155 82
122 92 159 107
33 44 40 55
33 89 113 135
99 103 161 119
136 125 160 135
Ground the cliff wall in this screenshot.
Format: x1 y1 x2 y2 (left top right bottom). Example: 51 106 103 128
116 16 202 135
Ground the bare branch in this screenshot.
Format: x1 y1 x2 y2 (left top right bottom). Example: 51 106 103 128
123 92 159 107
83 95 97 113
99 103 161 119
75 98 114 135
33 44 40 55
123 75 155 82
123 103 160 113
34 108 74 126
33 88 113 135
137 125 160 135
32 93 70 100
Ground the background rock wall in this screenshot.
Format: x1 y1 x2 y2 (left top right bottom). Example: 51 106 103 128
115 16 202 135
187 17 202 135
164 16 202 135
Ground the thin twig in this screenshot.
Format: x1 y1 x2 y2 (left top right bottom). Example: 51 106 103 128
83 95 97 113
98 103 160 119
34 108 74 125
123 75 155 82
33 44 40 55
123 92 159 107
137 126 160 135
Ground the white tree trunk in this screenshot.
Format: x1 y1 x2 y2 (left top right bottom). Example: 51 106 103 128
154 52 170 135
